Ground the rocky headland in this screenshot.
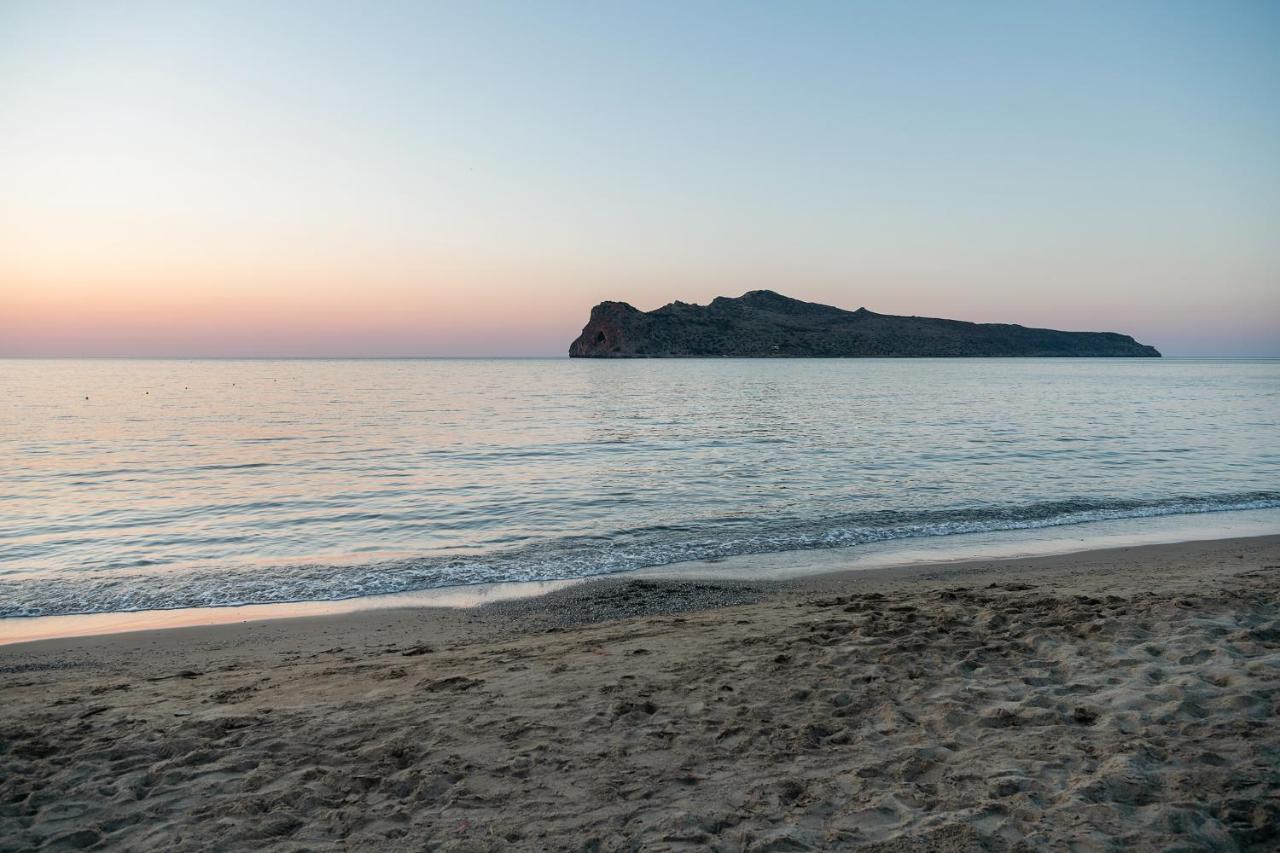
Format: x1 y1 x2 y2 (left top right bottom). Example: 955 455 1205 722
569 290 1161 358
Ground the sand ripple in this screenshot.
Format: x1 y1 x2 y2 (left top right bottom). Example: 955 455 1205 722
2 546 1278 850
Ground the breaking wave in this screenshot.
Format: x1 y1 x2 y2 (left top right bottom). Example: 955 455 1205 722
4 491 1278 618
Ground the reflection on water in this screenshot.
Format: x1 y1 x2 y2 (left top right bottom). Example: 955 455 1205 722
1 358 1277 617
0 577 582 645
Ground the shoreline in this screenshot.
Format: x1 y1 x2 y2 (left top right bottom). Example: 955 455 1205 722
3 534 1278 849
5 506 1279 647
3 532 1277 659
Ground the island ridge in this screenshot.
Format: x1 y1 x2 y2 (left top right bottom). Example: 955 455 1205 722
569 290 1161 358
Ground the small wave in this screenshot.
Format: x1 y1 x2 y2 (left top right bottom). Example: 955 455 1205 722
191 462 276 471
2 491 1278 618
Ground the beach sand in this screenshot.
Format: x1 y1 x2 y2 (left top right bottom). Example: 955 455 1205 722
2 535 1278 851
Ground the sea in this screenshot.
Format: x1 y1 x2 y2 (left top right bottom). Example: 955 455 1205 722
2 358 1278 620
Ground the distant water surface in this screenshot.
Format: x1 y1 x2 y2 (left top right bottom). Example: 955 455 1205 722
1 358 1277 617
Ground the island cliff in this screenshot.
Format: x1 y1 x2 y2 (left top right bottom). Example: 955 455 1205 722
569 291 1160 358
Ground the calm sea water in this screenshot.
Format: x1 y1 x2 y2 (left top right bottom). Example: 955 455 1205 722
2 358 1277 618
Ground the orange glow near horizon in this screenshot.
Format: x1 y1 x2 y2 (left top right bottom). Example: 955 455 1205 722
2 2 1278 357
8 264 1280 358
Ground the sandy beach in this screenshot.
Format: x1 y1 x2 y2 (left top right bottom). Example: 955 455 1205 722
8 1 1277 848
2 535 1278 851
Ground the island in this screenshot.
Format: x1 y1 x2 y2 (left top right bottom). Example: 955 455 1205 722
569 290 1160 358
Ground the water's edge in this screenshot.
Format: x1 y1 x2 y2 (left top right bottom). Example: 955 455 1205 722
3 491 1277 619
3 507 1278 646
5 489 1274 614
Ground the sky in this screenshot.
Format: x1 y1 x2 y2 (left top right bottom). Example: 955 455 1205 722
2 1 1278 357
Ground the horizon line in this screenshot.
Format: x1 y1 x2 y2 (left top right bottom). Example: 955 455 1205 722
5 355 1280 362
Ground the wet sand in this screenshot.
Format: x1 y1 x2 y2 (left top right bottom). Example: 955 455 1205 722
2 535 1278 850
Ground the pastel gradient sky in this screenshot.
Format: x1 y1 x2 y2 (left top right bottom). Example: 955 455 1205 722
2 1 1278 357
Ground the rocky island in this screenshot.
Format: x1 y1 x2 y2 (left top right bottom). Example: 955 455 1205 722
569 290 1160 358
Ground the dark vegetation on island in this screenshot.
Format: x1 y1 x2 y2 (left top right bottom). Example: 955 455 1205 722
569 290 1161 358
